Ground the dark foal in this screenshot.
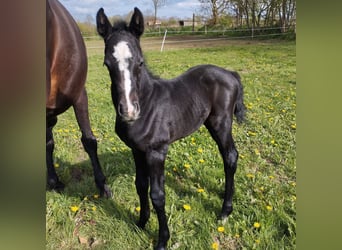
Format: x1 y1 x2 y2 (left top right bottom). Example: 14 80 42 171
97 7 246 249
46 0 111 197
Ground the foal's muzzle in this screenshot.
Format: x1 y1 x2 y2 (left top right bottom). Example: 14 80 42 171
118 101 140 122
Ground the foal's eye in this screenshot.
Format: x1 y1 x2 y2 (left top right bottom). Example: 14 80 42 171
139 61 144 67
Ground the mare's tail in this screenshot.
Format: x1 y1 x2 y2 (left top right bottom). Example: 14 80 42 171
232 71 246 124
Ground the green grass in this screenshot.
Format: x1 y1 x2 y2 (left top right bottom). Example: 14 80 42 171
46 40 296 249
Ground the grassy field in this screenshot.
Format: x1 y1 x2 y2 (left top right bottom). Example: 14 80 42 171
46 39 296 249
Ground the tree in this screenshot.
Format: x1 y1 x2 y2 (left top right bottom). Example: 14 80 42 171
152 0 166 26
199 0 296 29
199 0 230 25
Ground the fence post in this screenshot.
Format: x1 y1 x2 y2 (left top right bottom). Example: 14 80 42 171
192 13 195 33
161 29 168 52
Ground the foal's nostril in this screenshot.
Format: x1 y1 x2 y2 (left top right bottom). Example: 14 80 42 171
133 102 140 114
118 103 124 116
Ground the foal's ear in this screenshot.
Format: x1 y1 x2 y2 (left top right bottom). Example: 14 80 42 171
129 7 144 39
96 8 112 40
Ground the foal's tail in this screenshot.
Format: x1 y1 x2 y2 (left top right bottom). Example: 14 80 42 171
232 71 246 124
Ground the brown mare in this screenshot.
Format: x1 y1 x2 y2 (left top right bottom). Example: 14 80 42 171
46 0 111 197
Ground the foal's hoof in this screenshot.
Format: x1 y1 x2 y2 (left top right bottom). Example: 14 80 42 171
47 179 65 192
219 208 233 223
154 245 166 250
100 184 112 198
137 220 147 229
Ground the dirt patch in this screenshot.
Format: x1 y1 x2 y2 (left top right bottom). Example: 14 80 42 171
141 35 274 51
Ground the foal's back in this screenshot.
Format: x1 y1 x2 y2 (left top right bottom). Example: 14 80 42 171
157 64 242 117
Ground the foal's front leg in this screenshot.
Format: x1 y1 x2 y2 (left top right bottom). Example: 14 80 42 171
146 146 170 250
132 149 150 228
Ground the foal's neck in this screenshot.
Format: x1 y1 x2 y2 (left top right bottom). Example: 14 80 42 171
140 66 157 93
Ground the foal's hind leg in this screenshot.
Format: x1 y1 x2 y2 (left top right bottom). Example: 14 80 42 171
46 116 65 191
73 89 111 198
205 115 239 219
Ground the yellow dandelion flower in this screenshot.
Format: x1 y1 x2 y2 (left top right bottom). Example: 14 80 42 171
184 163 191 169
92 206 97 211
234 234 240 238
83 196 88 201
93 194 99 199
211 242 219 250
291 124 296 129
173 167 177 172
199 159 205 164
253 222 261 228
70 206 79 212
183 204 191 211
197 188 205 193
270 139 275 144
269 175 274 179
254 149 260 156
246 173 254 178
248 131 257 136
135 206 141 212
255 239 260 244
239 154 245 159
266 205 273 211
217 226 225 233
197 148 203 153
259 186 265 192
54 163 60 168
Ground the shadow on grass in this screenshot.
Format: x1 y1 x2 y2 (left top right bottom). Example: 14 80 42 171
47 147 228 245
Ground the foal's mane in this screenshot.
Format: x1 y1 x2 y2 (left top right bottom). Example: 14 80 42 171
112 20 129 32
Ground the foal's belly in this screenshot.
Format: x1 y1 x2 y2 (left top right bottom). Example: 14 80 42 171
118 105 210 151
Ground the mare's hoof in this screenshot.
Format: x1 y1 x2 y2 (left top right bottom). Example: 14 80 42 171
100 184 112 198
47 179 65 192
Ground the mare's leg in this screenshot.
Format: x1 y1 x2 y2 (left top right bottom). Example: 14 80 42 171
46 116 65 190
73 89 111 198
146 145 170 250
205 115 238 219
132 149 150 228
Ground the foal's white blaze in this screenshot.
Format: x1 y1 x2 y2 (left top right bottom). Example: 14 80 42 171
113 41 135 117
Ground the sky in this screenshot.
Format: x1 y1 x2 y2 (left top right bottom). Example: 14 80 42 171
59 0 201 22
